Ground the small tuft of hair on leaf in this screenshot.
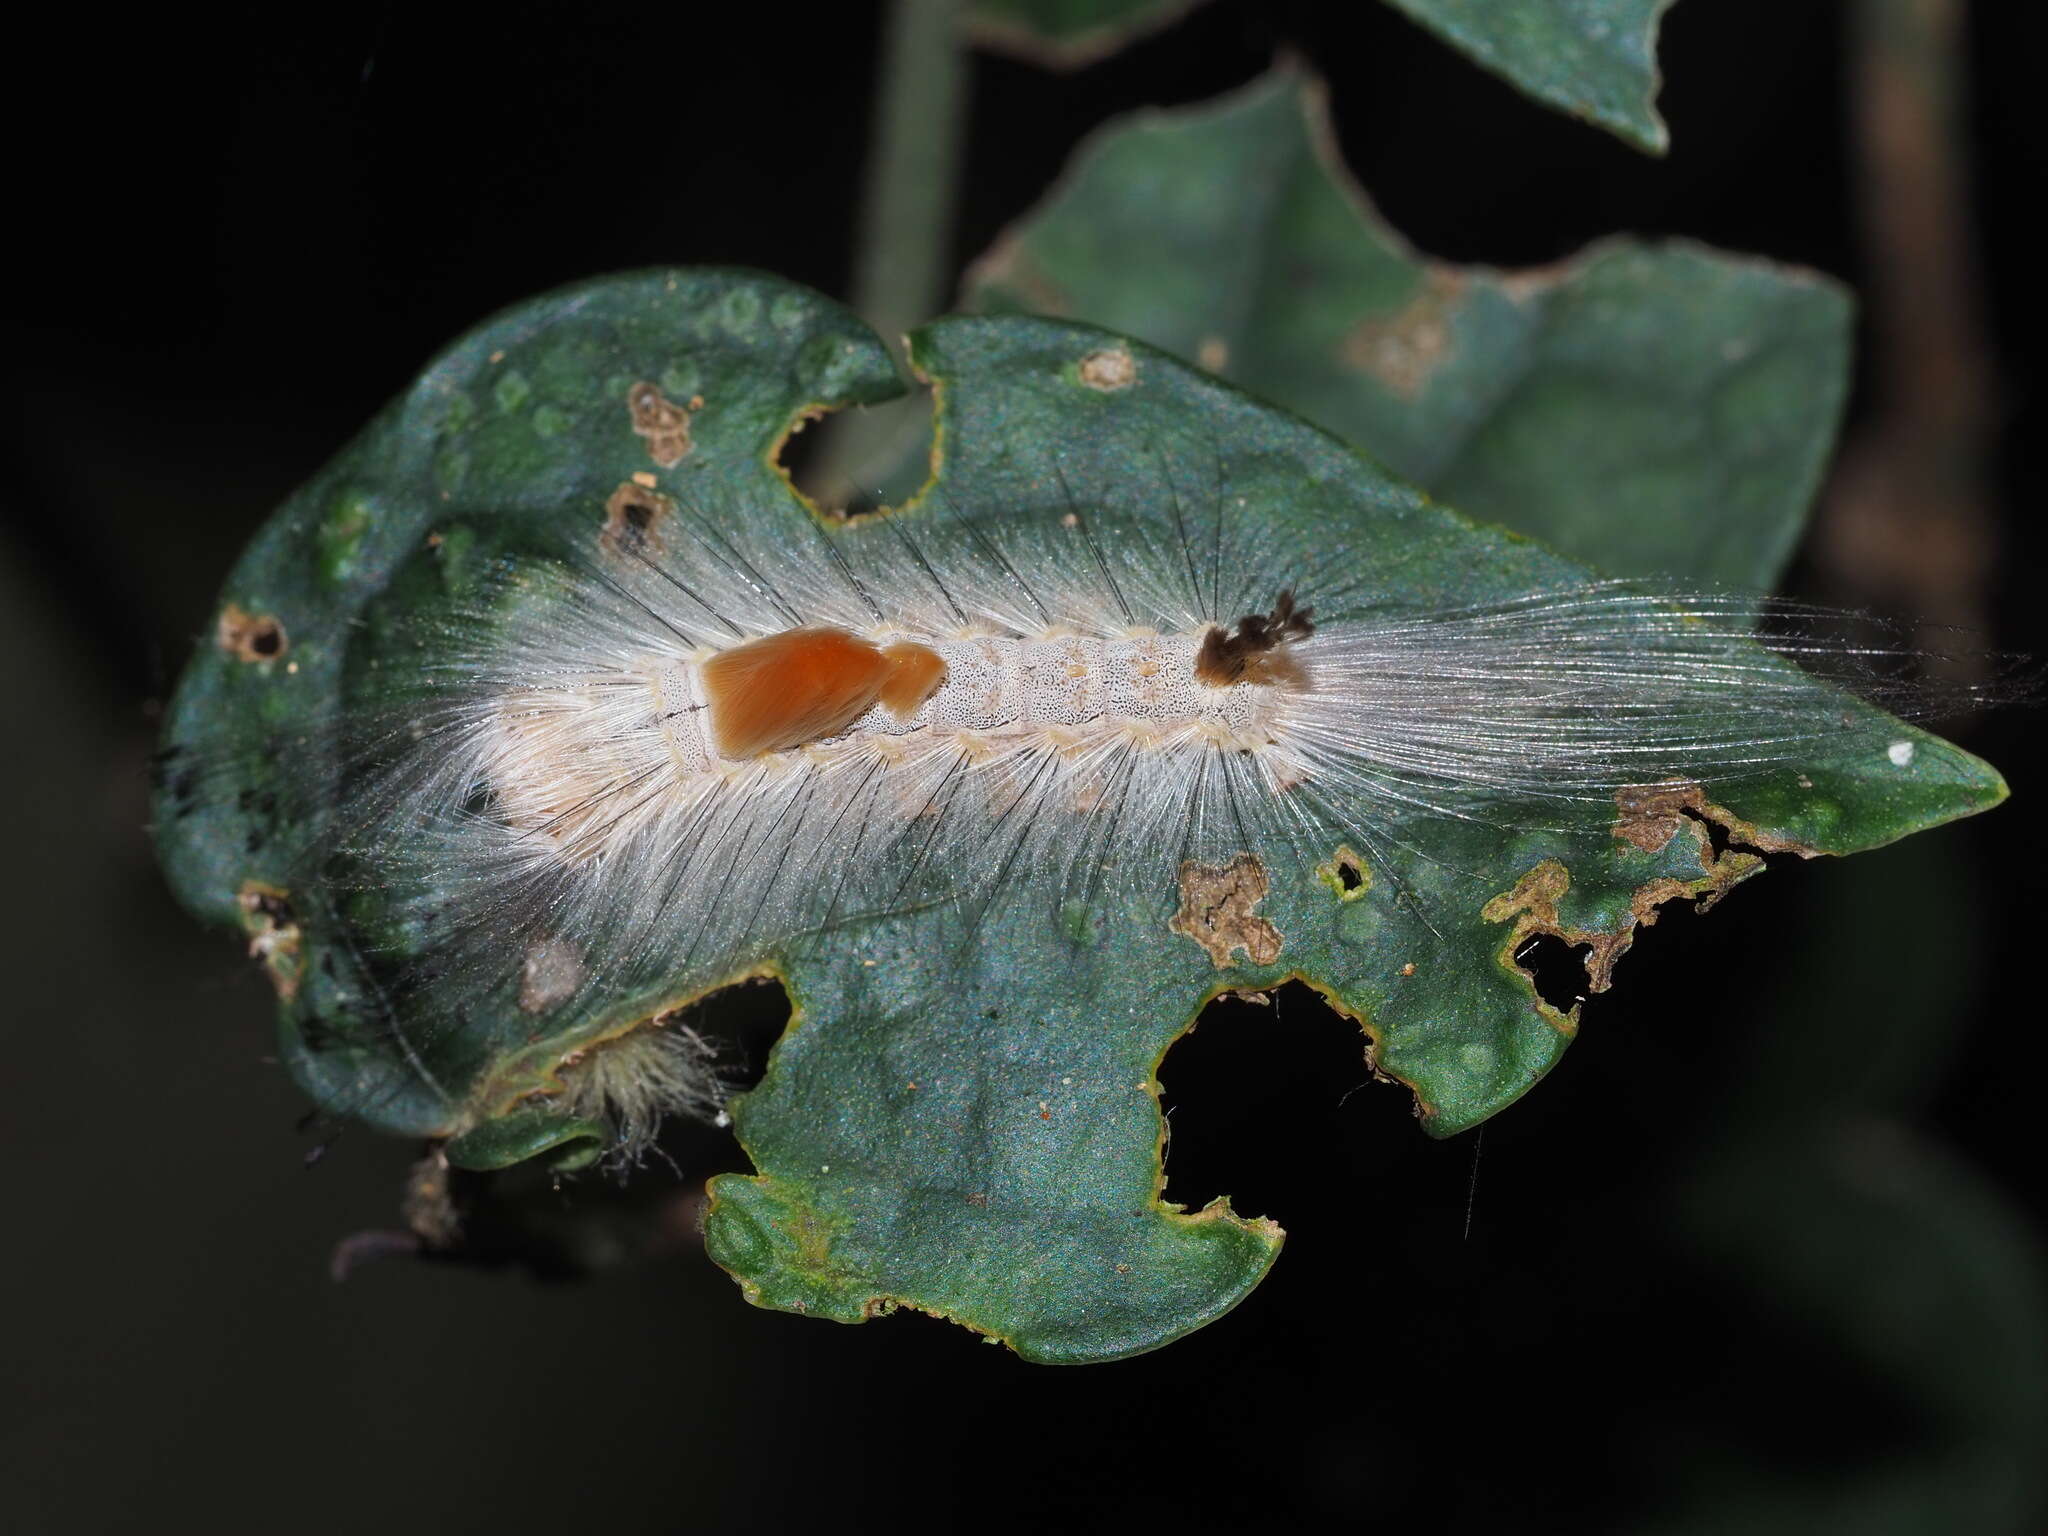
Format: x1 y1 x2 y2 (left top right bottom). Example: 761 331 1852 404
554 1019 727 1172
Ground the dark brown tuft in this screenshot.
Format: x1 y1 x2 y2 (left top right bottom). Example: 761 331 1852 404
1194 590 1316 687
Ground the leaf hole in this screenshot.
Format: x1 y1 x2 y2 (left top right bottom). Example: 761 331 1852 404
1156 980 1400 1220
1511 932 1595 1014
603 480 678 556
776 387 936 516
1317 844 1370 901
217 602 287 663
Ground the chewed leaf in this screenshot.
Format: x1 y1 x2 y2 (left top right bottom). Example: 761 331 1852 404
1382 0 1676 154
154 270 2004 1362
966 68 1850 589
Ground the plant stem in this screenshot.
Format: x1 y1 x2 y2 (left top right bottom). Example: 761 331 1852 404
853 0 969 361
817 0 968 505
1817 0 1994 673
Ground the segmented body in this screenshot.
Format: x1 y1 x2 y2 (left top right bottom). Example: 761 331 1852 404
487 627 1301 866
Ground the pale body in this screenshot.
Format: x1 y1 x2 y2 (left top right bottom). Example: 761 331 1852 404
488 626 1301 865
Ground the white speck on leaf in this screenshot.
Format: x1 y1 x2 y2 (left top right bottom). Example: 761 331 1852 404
1888 740 1916 767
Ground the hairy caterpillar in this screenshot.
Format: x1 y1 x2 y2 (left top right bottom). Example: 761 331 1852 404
154 276 2007 1183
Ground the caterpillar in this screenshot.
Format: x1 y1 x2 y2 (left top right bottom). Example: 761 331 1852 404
152 277 2007 1183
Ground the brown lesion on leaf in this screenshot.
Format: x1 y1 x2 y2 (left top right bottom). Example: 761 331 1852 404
1488 786 1809 1028
236 880 303 999
627 380 700 467
1613 781 1709 853
602 479 679 556
1484 855 1759 1022
1484 861 1628 1023
1170 853 1284 968
217 603 287 664
1341 268 1465 399
1613 779 1821 859
1078 347 1137 391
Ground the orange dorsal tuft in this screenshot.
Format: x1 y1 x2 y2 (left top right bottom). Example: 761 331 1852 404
701 628 947 759
877 640 948 717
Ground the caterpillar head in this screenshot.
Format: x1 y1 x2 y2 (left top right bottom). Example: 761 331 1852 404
1193 589 1316 690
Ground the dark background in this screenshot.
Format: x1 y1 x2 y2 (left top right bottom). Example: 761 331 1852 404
5 2 2043 1530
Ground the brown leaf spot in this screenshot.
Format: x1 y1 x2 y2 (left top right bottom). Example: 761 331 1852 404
1078 347 1136 391
1488 860 1712 1001
217 603 287 663
603 480 678 555
1487 792 1796 1023
1613 781 1821 859
1341 269 1464 398
1613 780 1706 853
627 380 698 467
1481 860 1570 930
1482 862 1611 1012
1170 853 1284 969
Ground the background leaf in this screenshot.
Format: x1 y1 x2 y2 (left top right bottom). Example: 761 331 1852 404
966 69 1849 587
1654 1122 2046 1533
1382 0 1677 153
964 0 1216 69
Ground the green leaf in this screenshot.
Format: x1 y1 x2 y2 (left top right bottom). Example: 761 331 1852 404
965 69 1846 588
155 271 2001 1362
963 0 1214 69
1660 1122 2048 1532
1382 0 1677 154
